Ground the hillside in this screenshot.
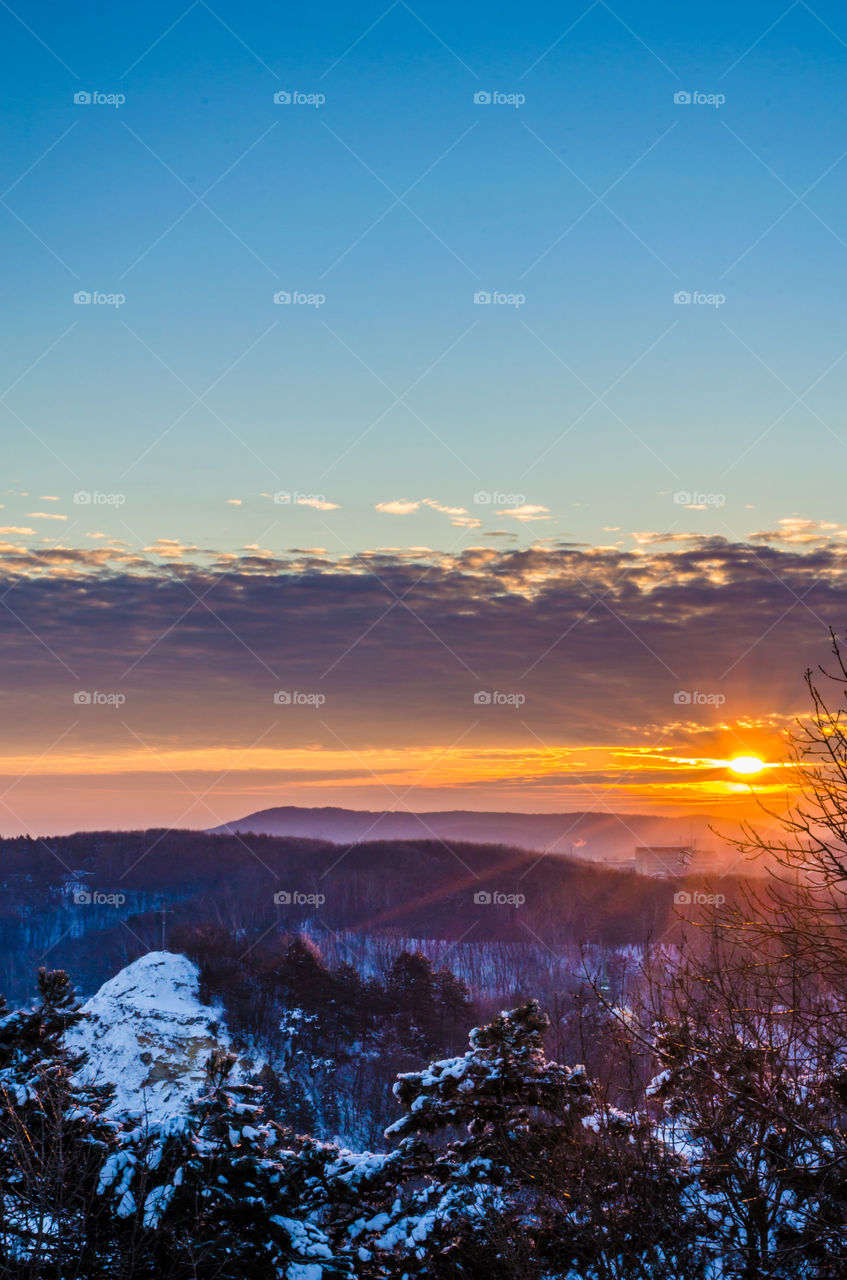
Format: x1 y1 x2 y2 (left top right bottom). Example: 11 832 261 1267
208 804 725 861
0 827 745 1005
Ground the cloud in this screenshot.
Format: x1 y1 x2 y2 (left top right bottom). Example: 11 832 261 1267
631 531 700 546
749 516 847 546
0 534 840 747
226 498 242 506
501 504 550 522
375 500 421 515
143 538 199 559
295 497 340 511
26 512 67 520
1 532 844 828
374 499 482 528
0 527 35 536
422 498 468 516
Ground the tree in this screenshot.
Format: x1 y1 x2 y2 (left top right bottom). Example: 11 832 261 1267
99 1046 351 1279
0 968 118 1278
334 1000 700 1279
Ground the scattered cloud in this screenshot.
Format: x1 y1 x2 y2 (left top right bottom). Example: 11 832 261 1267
375 500 421 515
422 498 468 516
143 538 198 558
749 516 847 546
295 497 340 511
502 504 550 522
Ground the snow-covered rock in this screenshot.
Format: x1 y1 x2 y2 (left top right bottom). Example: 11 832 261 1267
66 951 231 1124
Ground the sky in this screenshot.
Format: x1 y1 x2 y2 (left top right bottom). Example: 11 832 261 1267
2 0 847 833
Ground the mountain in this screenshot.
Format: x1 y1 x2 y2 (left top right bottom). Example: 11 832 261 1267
66 951 240 1123
208 805 720 861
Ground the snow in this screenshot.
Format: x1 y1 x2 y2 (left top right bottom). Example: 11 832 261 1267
66 951 232 1124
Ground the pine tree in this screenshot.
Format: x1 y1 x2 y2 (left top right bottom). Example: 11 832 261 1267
325 1001 581 1276
332 1000 702 1279
101 1046 352 1279
0 968 118 1277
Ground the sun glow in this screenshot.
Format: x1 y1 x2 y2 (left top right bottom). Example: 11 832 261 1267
728 755 766 776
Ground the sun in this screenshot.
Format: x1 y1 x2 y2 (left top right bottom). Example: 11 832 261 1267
728 755 765 776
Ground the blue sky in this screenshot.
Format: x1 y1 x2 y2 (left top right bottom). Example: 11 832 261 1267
4 3 847 832
3 1 847 555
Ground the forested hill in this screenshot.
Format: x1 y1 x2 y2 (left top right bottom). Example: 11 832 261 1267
0 828 743 1000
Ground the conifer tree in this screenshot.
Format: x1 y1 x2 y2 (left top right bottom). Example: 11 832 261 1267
101 1046 351 1279
0 968 117 1277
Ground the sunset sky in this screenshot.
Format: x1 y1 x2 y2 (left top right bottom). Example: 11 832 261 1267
3 1 847 832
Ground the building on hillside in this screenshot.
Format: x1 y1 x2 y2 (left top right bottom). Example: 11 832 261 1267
634 845 716 877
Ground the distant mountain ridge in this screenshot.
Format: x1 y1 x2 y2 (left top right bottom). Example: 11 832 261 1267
208 805 720 861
